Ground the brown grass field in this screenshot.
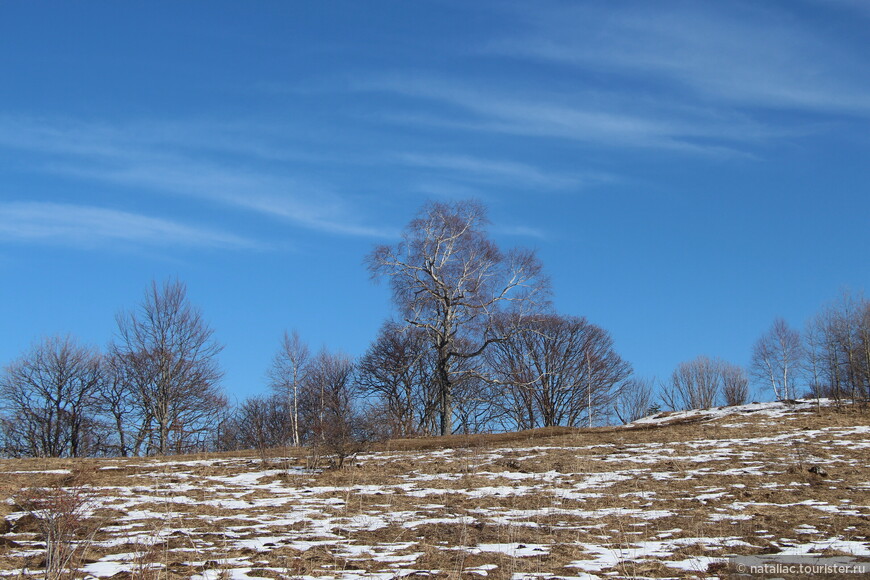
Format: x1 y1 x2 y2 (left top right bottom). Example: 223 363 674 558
0 401 868 579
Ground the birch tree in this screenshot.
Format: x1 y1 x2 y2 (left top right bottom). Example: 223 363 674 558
751 317 803 401
268 330 309 447
367 200 548 435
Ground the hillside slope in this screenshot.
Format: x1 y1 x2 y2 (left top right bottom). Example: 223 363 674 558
1 400 868 579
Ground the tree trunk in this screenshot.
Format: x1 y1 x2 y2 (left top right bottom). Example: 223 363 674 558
436 351 453 436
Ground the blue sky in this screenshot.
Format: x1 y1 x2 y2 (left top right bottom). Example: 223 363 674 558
1 1 868 402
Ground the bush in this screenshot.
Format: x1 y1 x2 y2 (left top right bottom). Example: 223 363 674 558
14 482 100 579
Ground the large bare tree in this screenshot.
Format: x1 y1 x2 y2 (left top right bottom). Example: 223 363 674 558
0 335 102 458
367 200 548 435
486 314 632 429
113 280 225 455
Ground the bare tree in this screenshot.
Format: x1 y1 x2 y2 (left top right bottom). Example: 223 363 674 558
662 356 725 411
803 292 870 404
108 350 157 455
210 404 243 453
94 352 139 457
721 362 750 406
451 350 500 434
268 330 310 447
826 291 870 402
486 314 632 429
302 349 362 467
807 308 847 402
367 200 548 435
832 293 864 402
0 335 102 458
356 322 438 438
803 315 827 402
751 317 803 401
857 298 870 400
113 280 226 455
613 377 655 424
233 393 293 460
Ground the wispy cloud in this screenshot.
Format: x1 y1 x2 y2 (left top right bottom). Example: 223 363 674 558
0 116 390 238
491 224 548 240
343 2 869 158
395 152 590 189
411 180 487 200
487 2 870 115
817 0 870 16
48 159 386 238
0 202 261 250
356 75 772 155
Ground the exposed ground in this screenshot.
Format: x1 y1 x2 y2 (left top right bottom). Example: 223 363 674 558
1 400 868 579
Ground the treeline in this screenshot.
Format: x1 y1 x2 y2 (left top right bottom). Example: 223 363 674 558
0 290 633 459
0 281 225 458
0 200 867 458
651 292 870 416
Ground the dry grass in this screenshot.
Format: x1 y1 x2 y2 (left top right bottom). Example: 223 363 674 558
1 402 868 578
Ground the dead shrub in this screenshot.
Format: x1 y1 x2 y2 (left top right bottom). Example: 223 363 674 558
13 482 101 580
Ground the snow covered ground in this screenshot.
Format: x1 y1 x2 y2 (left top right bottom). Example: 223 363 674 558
1 400 868 579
